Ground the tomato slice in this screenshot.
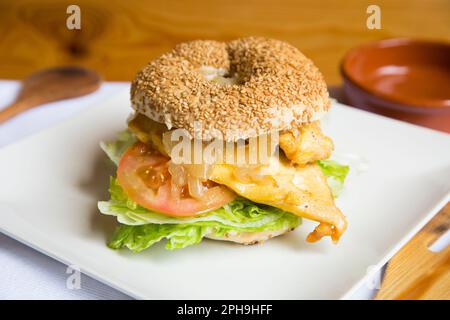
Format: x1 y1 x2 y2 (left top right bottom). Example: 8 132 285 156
117 142 235 216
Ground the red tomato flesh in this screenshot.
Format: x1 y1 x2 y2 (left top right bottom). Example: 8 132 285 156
117 142 235 217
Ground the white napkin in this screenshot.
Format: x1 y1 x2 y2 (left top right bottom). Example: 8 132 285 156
0 80 376 299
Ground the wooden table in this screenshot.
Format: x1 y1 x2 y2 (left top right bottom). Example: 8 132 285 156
1 0 449 299
1 0 449 84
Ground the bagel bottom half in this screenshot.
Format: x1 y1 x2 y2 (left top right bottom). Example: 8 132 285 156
205 224 297 245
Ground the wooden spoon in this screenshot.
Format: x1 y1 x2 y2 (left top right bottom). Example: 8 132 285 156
0 66 101 123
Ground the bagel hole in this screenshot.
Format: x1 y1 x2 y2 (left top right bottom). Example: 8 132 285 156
199 66 242 86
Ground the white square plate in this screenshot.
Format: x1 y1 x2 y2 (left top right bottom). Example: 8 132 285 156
1 89 449 299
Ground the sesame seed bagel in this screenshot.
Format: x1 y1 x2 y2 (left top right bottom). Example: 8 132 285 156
131 37 329 141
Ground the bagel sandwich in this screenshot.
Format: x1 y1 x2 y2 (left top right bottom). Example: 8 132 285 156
98 37 349 251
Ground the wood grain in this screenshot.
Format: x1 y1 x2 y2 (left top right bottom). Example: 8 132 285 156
377 203 450 300
0 0 449 84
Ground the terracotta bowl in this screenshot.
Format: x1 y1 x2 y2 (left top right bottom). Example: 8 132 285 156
341 38 450 133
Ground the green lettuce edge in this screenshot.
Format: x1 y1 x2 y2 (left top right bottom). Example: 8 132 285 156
101 178 301 251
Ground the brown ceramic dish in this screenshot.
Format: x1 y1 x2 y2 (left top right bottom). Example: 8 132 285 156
341 38 450 133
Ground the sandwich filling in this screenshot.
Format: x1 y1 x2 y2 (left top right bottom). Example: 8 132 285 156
98 113 349 251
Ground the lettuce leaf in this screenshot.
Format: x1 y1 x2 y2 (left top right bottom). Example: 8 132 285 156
101 178 301 251
108 224 208 251
99 177 298 228
317 159 349 197
109 213 300 251
100 130 136 165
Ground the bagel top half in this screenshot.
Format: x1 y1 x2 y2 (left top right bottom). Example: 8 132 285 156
131 37 329 142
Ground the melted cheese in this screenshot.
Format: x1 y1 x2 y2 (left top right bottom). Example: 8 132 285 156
210 157 347 242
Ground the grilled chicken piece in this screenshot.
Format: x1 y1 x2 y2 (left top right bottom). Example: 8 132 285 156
279 122 333 166
210 157 347 242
